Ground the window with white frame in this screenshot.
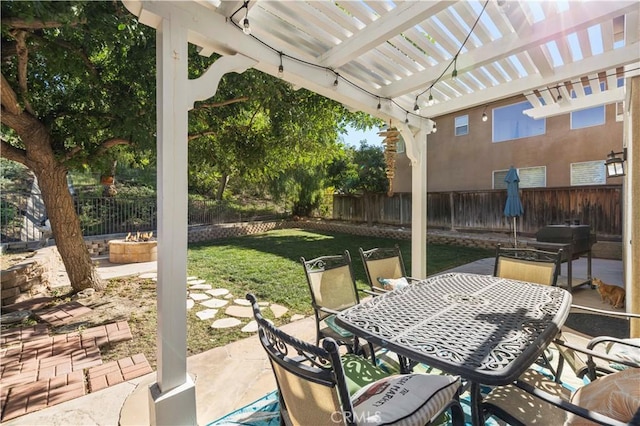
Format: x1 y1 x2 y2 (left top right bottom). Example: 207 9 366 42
493 166 546 189
493 101 546 142
570 161 606 186
455 115 469 136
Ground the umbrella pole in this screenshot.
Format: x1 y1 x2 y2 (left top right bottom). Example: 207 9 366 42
513 217 517 247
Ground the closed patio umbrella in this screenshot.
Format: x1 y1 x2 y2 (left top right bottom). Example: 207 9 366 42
504 167 524 247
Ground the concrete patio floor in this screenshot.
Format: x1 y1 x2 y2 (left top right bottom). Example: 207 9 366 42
2 255 626 426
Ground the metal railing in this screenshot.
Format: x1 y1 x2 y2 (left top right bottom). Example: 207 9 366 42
1 192 287 243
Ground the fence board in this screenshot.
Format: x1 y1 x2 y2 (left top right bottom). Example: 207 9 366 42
332 185 622 238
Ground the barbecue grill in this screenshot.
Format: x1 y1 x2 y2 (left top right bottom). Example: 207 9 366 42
530 224 596 292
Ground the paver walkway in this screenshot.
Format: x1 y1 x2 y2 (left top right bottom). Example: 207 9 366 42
0 300 152 422
0 273 303 422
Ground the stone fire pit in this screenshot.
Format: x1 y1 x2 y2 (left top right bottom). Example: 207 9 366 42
109 237 157 264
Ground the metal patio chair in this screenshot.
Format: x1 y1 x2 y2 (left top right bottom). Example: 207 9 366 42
247 293 466 426
358 245 418 294
300 251 372 359
494 244 563 286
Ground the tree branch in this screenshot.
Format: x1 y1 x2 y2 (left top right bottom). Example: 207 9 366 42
195 97 248 109
1 73 22 115
188 131 217 141
1 17 86 30
0 139 27 164
95 138 131 156
12 30 35 115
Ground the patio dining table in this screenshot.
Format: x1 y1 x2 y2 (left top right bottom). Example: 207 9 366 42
335 272 572 425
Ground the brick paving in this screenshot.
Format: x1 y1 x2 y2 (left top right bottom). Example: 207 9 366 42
0 301 150 422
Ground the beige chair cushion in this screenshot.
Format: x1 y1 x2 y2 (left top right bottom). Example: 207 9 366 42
351 373 460 425
308 265 357 312
566 368 640 425
496 257 555 285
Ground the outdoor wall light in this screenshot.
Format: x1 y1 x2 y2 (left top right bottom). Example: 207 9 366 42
605 148 627 178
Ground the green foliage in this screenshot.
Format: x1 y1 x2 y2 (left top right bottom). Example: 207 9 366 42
329 141 388 194
0 159 33 192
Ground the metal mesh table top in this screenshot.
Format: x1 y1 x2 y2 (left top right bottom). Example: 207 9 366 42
336 272 572 385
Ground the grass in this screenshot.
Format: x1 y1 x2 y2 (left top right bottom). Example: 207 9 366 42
96 228 493 368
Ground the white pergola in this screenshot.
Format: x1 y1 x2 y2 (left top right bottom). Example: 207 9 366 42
122 1 639 424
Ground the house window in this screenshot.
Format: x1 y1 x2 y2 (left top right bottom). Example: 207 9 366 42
493 166 546 189
455 115 469 136
493 101 545 142
570 161 606 186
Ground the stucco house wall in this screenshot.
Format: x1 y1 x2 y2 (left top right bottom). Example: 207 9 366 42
395 94 624 192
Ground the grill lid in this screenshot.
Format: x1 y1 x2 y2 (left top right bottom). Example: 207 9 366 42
536 225 592 243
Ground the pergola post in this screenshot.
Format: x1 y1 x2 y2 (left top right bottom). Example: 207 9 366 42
149 13 196 426
401 125 429 279
627 75 639 337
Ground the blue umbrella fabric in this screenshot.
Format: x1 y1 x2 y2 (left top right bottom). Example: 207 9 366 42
504 167 524 246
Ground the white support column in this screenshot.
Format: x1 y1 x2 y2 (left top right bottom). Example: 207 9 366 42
149 14 196 426
400 124 429 279
626 76 639 337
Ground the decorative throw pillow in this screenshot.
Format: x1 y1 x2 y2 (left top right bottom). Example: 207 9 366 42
351 374 460 425
565 368 640 425
377 276 409 291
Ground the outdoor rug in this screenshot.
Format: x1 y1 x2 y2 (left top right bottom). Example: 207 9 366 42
207 383 501 426
564 312 629 339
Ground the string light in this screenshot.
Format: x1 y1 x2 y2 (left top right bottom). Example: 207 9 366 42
225 0 635 127
482 105 488 122
451 56 458 80
278 52 284 78
432 121 437 133
242 2 251 36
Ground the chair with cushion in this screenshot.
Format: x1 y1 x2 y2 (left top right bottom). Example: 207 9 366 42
494 244 563 286
300 251 371 357
247 293 466 426
483 325 640 426
359 245 418 294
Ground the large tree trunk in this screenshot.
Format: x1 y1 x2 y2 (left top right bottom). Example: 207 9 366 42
36 167 105 292
2 109 106 292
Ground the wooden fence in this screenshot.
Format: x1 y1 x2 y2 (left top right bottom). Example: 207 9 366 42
332 185 623 238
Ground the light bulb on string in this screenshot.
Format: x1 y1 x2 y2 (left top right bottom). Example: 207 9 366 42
481 105 488 122
413 97 420 114
377 98 381 110
242 2 251 36
451 56 458 80
432 121 437 133
277 52 284 78
333 73 339 90
428 91 434 106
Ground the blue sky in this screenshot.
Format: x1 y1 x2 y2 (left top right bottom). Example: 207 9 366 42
342 125 383 147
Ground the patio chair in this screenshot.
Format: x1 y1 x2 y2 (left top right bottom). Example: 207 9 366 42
554 304 640 383
483 302 640 425
358 245 418 294
300 251 372 359
246 293 466 426
494 244 563 286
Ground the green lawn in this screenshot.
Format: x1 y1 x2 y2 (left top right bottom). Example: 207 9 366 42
188 228 493 314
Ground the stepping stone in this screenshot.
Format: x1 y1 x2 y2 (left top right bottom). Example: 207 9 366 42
233 299 251 306
196 309 218 320
187 299 195 310
139 273 157 279
186 276 198 281
187 279 206 285
211 318 241 329
189 284 212 290
241 320 258 333
258 302 269 307
270 304 288 318
224 294 233 299
189 293 210 301
225 305 254 319
290 314 305 321
206 288 229 297
200 298 228 309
